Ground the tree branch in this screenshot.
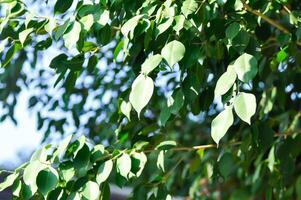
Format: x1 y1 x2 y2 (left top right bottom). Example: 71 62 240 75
241 0 301 46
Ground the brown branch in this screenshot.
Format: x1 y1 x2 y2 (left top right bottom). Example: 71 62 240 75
241 0 301 46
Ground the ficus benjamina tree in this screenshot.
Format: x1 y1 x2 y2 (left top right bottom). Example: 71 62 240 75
0 0 301 199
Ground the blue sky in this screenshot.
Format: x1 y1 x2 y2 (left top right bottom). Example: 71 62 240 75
0 92 41 168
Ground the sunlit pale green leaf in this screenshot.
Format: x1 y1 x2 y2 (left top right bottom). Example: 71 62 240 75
63 21 81 50
0 173 19 192
234 92 256 124
80 14 94 31
96 160 113 184
157 150 165 172
82 181 100 200
19 28 34 46
161 40 185 67
45 18 56 36
129 74 154 117
121 15 143 39
214 67 237 98
23 161 47 193
233 53 258 82
120 100 132 120
211 107 234 145
141 54 162 75
116 153 131 179
181 0 198 17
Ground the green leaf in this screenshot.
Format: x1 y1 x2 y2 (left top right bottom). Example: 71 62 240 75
155 17 173 38
80 14 94 31
97 10 110 26
36 168 59 196
156 141 177 150
82 181 100 200
2 43 21 68
120 100 132 120
45 18 56 36
218 152 236 178
63 21 81 50
60 162 75 182
129 74 154 117
121 15 143 39
23 161 47 193
173 15 185 35
157 150 165 172
141 54 162 75
54 19 70 41
159 106 171 127
161 40 185 67
181 0 198 17
211 107 234 145
234 92 256 124
131 152 147 177
116 153 131 179
96 160 113 184
226 22 240 40
0 38 8 53
214 67 237 98
0 172 19 192
53 134 73 161
233 53 258 82
54 0 73 14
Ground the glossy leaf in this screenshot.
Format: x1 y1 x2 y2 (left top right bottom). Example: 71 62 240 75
96 160 113 184
233 53 258 82
129 74 154 117
161 40 185 67
234 92 256 124
141 54 162 75
211 107 234 145
214 67 237 98
116 153 131 179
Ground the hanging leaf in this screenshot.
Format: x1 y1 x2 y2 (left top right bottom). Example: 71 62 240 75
0 38 8 53
63 21 81 50
161 40 185 67
141 54 162 75
129 74 154 117
121 15 143 39
81 181 100 200
131 152 147 177
116 153 131 179
97 10 110 26
211 107 234 146
80 14 94 31
120 100 132 120
181 0 198 17
234 92 256 124
96 160 113 184
36 168 59 196
157 150 165 172
226 22 240 40
155 141 177 150
19 28 34 46
155 17 174 38
0 173 19 192
214 67 237 98
45 18 56 36
23 161 47 193
233 53 258 82
54 0 73 14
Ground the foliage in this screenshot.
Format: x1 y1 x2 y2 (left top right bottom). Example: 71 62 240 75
0 0 301 199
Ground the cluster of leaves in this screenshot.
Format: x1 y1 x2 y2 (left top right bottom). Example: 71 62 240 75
0 0 301 199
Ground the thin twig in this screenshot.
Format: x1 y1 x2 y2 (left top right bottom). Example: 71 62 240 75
241 0 301 46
